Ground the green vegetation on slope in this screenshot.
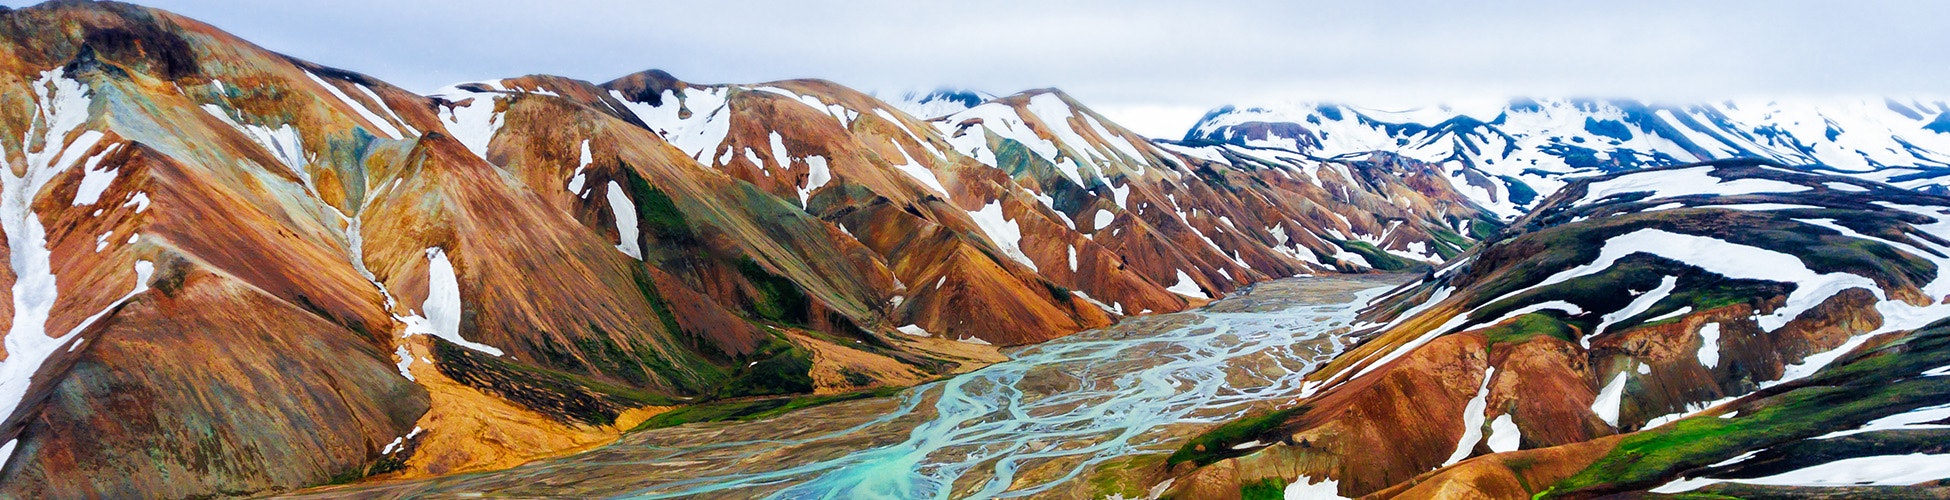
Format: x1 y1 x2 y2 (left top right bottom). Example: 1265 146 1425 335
1168 406 1306 466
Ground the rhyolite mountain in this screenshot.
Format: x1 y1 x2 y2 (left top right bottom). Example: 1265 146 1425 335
1158 160 1950 498
1189 98 1950 219
0 1 1502 498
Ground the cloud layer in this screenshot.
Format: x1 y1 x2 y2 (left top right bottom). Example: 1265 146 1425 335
86 0 1950 136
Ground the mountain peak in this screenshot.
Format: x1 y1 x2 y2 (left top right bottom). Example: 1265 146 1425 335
879 87 994 120
601 68 689 105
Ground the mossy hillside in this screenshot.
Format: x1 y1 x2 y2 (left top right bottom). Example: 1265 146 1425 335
1705 428 1950 479
734 257 813 326
1337 240 1421 272
1539 321 1950 497
1240 477 1288 500
1168 406 1306 467
431 339 682 426
1434 200 1935 343
621 165 838 332
714 333 816 398
1479 312 1579 350
1464 254 1792 338
1081 454 1165 499
1427 226 1474 260
628 386 904 432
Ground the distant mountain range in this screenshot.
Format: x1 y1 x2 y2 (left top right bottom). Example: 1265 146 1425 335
1187 98 1950 217
2 1 1949 498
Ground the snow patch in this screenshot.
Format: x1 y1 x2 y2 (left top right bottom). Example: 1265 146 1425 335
1445 367 1497 465
1697 323 1723 369
966 201 1035 271
434 92 503 161
69 143 122 205
1655 453 1950 491
306 71 403 140
799 155 832 207
394 345 415 381
1575 166 1809 207
399 248 503 356
1166 270 1208 299
605 181 642 260
566 139 591 196
1283 475 1345 500
1486 413 1520 453
1592 372 1629 427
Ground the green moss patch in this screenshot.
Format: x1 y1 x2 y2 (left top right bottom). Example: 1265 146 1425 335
1240 477 1288 500
1337 240 1421 272
431 339 680 426
1168 406 1305 467
629 386 903 432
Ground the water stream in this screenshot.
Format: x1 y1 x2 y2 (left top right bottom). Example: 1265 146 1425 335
296 275 1401 499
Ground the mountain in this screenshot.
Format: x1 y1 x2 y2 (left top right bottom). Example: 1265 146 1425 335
1383 317 1950 498
882 88 992 122
1159 159 1950 498
1188 98 1950 218
0 2 1506 497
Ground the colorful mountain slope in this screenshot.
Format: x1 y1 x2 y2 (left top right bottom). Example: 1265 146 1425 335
1162 159 1950 498
0 2 1505 497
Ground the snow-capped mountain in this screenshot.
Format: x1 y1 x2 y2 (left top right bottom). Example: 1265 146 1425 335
881 88 992 122
1188 98 1950 218
10 1 1950 498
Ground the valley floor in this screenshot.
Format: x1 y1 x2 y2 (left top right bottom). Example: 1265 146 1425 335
276 274 1409 499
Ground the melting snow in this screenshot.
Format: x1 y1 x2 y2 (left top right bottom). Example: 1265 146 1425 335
1697 323 1723 369
1824 181 1870 192
435 92 503 161
1516 229 1877 333
1283 475 1345 500
306 71 403 140
967 201 1035 271
613 87 730 162
799 155 832 207
1093 210 1115 231
1816 403 1950 439
1591 372 1629 427
1486 413 1520 453
0 71 163 458
394 344 415 381
1575 166 1810 207
605 181 642 260
1588 276 1679 345
889 146 948 195
566 139 591 196
69 143 123 205
1166 270 1208 299
1227 439 1266 450
1655 453 1950 492
203 104 311 185
399 248 503 356
1445 367 1497 465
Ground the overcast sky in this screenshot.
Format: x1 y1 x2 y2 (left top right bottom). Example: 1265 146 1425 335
50 0 1950 137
